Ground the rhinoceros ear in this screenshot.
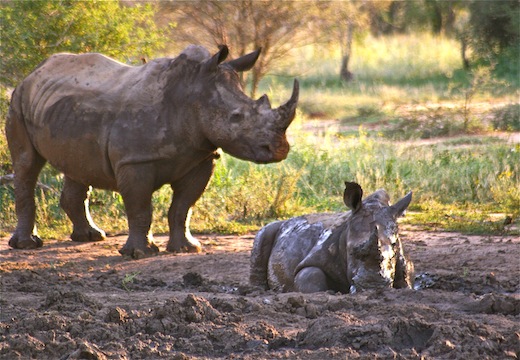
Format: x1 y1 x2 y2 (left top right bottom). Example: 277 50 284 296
226 48 262 72
203 45 229 72
344 181 363 212
389 191 412 219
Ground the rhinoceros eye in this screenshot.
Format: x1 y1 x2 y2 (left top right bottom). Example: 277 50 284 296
230 111 243 123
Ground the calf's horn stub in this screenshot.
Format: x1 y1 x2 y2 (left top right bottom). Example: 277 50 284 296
277 79 299 128
352 227 379 259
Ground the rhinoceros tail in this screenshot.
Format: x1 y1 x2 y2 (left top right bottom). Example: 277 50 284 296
250 221 283 289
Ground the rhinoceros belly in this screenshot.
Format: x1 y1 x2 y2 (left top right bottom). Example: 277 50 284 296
26 94 117 189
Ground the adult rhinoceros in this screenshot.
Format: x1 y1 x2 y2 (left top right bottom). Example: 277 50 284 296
6 45 299 258
250 182 414 293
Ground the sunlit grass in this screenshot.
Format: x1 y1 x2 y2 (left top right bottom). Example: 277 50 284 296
263 33 518 121
352 34 461 82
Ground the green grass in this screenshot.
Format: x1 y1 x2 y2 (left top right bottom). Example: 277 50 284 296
1 33 519 239
3 123 517 238
262 33 518 122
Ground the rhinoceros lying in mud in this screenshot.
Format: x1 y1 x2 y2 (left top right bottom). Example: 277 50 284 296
6 45 299 258
250 182 414 293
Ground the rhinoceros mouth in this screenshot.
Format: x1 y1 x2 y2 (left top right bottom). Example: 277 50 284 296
253 141 290 164
250 146 279 164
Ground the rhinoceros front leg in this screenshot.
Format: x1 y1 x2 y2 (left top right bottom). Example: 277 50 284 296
60 176 105 242
166 157 215 253
294 267 329 293
117 164 159 259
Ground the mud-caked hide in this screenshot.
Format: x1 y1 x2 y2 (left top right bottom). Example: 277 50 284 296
6 45 299 258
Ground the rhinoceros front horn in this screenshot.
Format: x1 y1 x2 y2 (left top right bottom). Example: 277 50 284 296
277 79 299 128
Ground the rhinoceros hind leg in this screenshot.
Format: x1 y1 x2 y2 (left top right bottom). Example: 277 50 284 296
60 176 106 242
8 234 43 249
70 228 105 243
250 221 283 289
7 126 46 250
166 158 215 253
294 267 329 293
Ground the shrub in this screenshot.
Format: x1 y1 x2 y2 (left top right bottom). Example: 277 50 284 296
491 103 520 131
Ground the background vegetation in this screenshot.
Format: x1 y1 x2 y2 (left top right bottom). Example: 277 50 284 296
0 1 519 239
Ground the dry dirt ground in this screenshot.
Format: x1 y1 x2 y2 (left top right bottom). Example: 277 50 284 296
1 229 519 360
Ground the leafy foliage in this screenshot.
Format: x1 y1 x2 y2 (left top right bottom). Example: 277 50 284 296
466 0 520 82
162 0 316 97
468 0 520 57
0 0 165 87
491 104 520 132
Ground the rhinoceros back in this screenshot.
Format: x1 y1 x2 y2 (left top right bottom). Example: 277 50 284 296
21 53 168 126
10 53 174 189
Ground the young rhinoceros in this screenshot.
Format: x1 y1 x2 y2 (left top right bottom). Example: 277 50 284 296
250 182 414 293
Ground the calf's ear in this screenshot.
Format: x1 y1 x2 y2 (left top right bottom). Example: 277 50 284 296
389 191 412 219
344 181 363 212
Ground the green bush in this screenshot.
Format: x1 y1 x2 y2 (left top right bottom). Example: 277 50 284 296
491 103 520 131
1 1 165 87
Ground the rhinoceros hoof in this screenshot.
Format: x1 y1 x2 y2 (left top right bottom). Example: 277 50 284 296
119 242 159 260
166 241 202 254
70 229 106 242
8 234 43 249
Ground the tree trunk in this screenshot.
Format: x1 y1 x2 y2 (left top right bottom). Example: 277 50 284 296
426 0 443 34
250 67 260 99
340 21 354 82
461 37 470 70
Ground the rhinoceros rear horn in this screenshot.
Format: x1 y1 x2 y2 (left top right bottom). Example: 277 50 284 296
389 191 412 219
277 79 299 128
256 94 271 109
227 48 262 72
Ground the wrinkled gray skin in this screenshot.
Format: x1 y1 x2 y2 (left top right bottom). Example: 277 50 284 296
250 182 414 293
6 45 299 258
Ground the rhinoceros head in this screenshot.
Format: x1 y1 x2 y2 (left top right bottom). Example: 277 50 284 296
342 182 413 292
171 45 298 164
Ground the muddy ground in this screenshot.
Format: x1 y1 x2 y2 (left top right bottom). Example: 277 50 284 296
0 229 519 359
